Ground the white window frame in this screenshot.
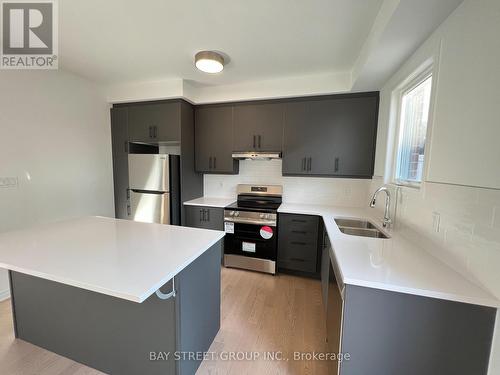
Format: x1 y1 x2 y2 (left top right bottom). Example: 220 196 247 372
391 63 436 189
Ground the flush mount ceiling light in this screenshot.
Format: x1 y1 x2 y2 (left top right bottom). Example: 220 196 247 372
195 51 225 73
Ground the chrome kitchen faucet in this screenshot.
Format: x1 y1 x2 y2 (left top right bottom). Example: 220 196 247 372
369 186 392 227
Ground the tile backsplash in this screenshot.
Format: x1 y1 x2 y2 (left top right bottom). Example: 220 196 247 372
204 159 371 207
369 176 500 300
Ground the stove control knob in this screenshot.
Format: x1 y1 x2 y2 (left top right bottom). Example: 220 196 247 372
229 211 235 216
234 212 240 217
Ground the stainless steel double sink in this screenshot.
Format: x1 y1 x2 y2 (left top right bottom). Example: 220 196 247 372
334 218 389 239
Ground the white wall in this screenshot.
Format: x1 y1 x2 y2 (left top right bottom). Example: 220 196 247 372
105 72 352 105
204 159 371 207
0 70 114 299
370 0 500 373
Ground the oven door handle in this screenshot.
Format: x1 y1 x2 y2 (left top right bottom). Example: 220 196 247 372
224 218 277 226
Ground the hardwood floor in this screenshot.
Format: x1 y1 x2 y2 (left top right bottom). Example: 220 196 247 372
0 267 328 375
197 268 329 375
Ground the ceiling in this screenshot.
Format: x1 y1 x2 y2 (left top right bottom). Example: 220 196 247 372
59 0 383 85
57 0 465 101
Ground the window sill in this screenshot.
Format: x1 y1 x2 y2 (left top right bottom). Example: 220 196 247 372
390 181 422 190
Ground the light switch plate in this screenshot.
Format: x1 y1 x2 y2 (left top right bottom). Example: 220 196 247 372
0 177 19 188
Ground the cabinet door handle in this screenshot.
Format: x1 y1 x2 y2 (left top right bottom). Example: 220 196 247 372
292 230 307 234
291 219 307 223
126 189 131 216
200 209 204 222
253 135 256 149
307 157 312 171
301 157 306 171
290 257 306 262
148 126 153 138
213 157 217 170
334 157 339 173
206 209 210 222
209 157 212 169
153 126 158 138
291 241 307 246
258 135 261 149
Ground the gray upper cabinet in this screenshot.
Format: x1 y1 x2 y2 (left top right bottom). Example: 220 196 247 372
283 93 379 177
110 100 203 226
110 107 129 219
128 102 180 143
233 102 284 152
195 105 238 174
281 101 315 174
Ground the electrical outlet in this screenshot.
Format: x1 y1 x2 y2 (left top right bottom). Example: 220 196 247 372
432 211 441 233
0 177 18 188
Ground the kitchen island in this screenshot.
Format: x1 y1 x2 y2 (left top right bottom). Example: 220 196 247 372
0 216 224 375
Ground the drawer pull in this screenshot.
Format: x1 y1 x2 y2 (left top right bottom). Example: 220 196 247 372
290 241 307 246
290 258 305 262
291 230 307 234
291 219 307 223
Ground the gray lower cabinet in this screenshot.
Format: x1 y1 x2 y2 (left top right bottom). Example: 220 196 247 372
194 105 239 174
283 93 379 177
110 107 130 219
320 229 330 312
233 101 284 152
185 205 224 231
324 243 497 375
128 102 181 143
277 213 320 274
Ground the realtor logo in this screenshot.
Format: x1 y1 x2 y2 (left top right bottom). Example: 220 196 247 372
1 0 58 69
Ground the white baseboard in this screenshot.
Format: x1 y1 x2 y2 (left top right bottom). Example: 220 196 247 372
0 289 10 302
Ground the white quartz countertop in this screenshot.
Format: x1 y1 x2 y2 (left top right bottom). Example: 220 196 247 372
183 197 235 208
0 216 225 303
278 203 499 308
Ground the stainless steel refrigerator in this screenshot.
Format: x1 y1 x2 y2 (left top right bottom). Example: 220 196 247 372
127 154 180 225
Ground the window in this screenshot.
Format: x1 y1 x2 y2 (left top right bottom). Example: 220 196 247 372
394 72 433 186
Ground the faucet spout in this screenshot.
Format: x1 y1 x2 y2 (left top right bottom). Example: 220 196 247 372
369 186 392 227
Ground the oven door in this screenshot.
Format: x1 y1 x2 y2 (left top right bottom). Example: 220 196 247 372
224 221 277 261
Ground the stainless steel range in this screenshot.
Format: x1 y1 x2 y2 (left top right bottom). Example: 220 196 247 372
223 184 282 274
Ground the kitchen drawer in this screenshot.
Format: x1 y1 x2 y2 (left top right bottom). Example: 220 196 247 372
278 241 317 263
286 229 318 244
278 257 317 273
279 213 319 232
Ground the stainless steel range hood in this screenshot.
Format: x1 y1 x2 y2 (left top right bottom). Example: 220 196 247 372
232 152 282 160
